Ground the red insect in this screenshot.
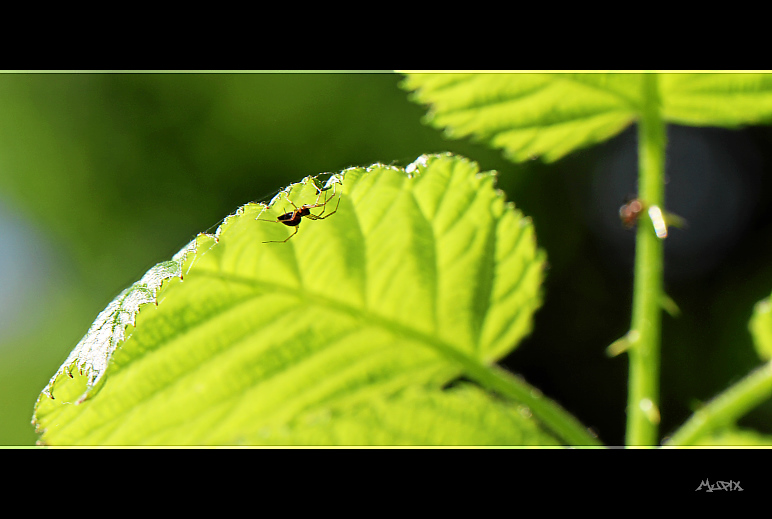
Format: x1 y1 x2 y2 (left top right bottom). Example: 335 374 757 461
619 197 645 229
619 196 683 239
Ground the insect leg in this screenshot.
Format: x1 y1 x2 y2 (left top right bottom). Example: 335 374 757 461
262 225 300 244
306 194 340 220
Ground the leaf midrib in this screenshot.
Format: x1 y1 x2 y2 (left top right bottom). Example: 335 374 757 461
61 266 491 443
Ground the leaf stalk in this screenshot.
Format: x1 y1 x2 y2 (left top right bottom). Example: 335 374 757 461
664 361 772 445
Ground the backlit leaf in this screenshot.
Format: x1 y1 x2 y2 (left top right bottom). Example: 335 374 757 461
32 153 554 445
401 72 641 162
402 72 772 163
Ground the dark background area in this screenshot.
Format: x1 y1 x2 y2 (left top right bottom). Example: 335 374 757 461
2 72 771 445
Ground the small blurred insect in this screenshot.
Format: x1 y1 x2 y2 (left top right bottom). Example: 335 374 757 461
619 196 686 239
619 197 645 230
256 178 341 243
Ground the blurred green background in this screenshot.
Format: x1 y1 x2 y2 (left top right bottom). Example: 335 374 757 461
2 72 772 446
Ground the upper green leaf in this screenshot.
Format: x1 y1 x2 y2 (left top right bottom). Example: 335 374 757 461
401 72 772 163
660 73 772 127
401 73 640 163
32 154 554 445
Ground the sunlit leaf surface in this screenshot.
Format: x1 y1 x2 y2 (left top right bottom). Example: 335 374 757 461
402 72 772 163
32 154 552 445
401 73 642 162
661 73 772 126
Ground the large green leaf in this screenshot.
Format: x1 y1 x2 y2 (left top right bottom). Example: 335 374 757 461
32 153 564 445
660 73 772 126
401 72 772 162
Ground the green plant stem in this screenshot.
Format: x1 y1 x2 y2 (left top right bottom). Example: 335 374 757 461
664 361 772 445
378 317 603 446
626 74 666 446
473 364 603 446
